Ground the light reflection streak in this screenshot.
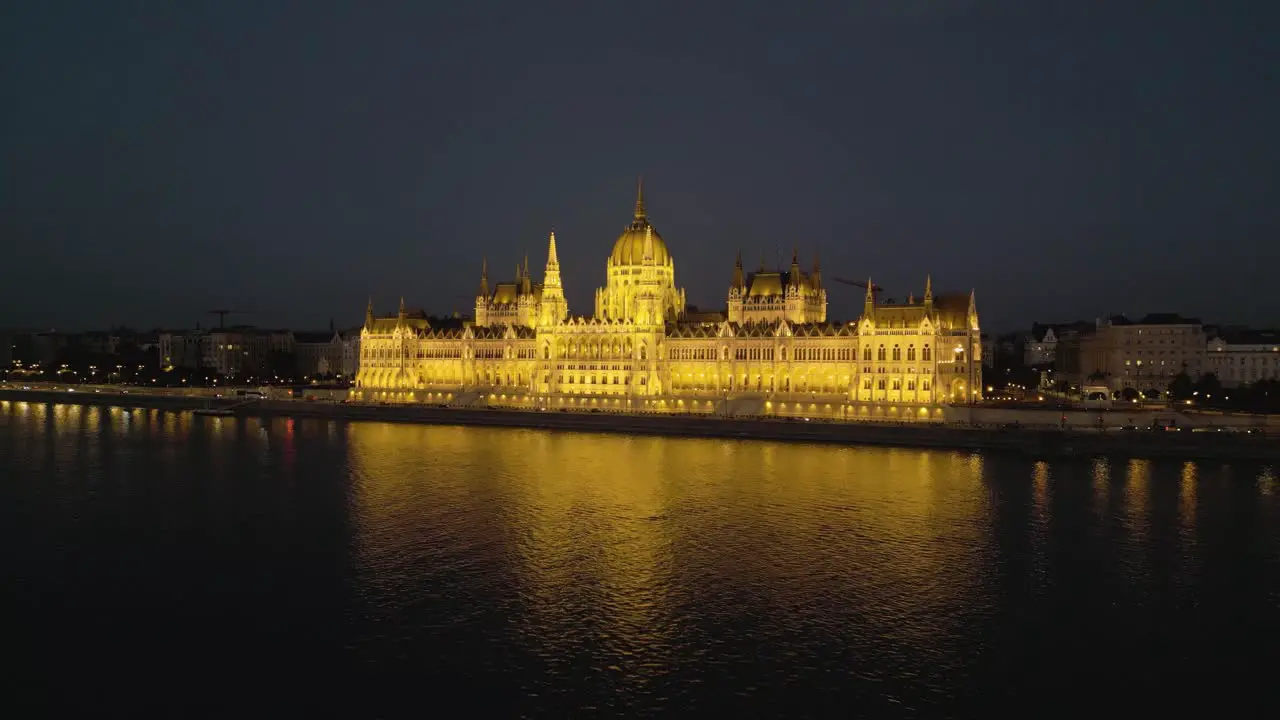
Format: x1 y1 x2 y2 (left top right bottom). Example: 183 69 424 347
1179 462 1198 531
345 423 993 680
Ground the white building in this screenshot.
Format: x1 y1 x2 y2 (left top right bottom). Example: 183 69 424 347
1206 329 1280 387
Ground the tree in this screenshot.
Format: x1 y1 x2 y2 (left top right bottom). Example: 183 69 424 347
1120 387 1141 402
1194 372 1223 398
267 350 297 382
1168 372 1194 401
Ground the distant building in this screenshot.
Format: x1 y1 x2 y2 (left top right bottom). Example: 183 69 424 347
339 330 360 377
1024 322 1092 368
159 331 205 370
294 326 363 380
1062 314 1206 396
202 328 294 378
1206 329 1280 387
29 332 68 365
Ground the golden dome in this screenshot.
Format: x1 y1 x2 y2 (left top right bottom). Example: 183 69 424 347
609 176 671 266
610 221 670 266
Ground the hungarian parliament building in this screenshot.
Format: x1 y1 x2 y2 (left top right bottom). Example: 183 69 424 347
354 182 981 418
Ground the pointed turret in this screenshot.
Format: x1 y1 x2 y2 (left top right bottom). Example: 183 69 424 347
539 229 567 325
521 253 532 294
864 277 875 315
789 246 801 287
398 296 406 319
732 249 745 290
811 250 822 290
478 257 489 299
924 273 933 308
365 297 374 326
633 176 646 221
542 231 563 291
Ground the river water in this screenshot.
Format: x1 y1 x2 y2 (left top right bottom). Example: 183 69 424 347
2 401 1278 717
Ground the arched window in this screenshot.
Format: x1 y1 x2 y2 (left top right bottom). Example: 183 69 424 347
863 347 872 361
639 345 647 361
892 345 901 361
877 345 886 362
780 347 787 361
907 345 916 361
543 344 550 360
923 345 932 361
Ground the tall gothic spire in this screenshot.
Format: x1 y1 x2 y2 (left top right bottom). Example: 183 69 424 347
398 296 406 318
365 297 374 325
924 273 933 307
540 229 567 324
732 249 745 290
543 231 563 289
864 277 875 310
811 249 822 290
633 176 646 221
478 257 489 298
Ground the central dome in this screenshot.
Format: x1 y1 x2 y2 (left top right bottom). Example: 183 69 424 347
610 220 670 266
609 177 671 266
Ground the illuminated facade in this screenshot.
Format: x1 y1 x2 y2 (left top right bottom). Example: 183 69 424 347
355 182 982 415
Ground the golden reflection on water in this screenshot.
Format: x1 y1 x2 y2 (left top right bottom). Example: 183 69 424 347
1257 466 1276 496
1031 461 1050 519
1092 457 1111 516
1125 459 1152 538
1180 462 1199 530
345 422 995 669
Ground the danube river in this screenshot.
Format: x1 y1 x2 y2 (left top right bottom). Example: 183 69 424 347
3 401 1278 717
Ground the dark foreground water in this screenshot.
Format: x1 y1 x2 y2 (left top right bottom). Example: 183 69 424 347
2 401 1278 717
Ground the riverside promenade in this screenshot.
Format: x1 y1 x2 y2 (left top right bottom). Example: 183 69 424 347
2 383 1278 462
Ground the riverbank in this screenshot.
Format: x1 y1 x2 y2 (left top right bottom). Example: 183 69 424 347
4 386 1277 461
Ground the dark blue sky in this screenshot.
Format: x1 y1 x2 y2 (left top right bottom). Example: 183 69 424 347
2 1 1277 332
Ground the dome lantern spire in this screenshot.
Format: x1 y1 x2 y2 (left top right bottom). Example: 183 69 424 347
633 176 646 222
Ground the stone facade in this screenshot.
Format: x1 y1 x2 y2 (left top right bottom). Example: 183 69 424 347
355 182 983 416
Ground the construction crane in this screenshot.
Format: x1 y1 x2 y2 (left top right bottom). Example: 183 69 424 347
207 309 252 329
832 278 885 294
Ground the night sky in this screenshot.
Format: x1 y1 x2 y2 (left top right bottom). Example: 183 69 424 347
2 1 1277 333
